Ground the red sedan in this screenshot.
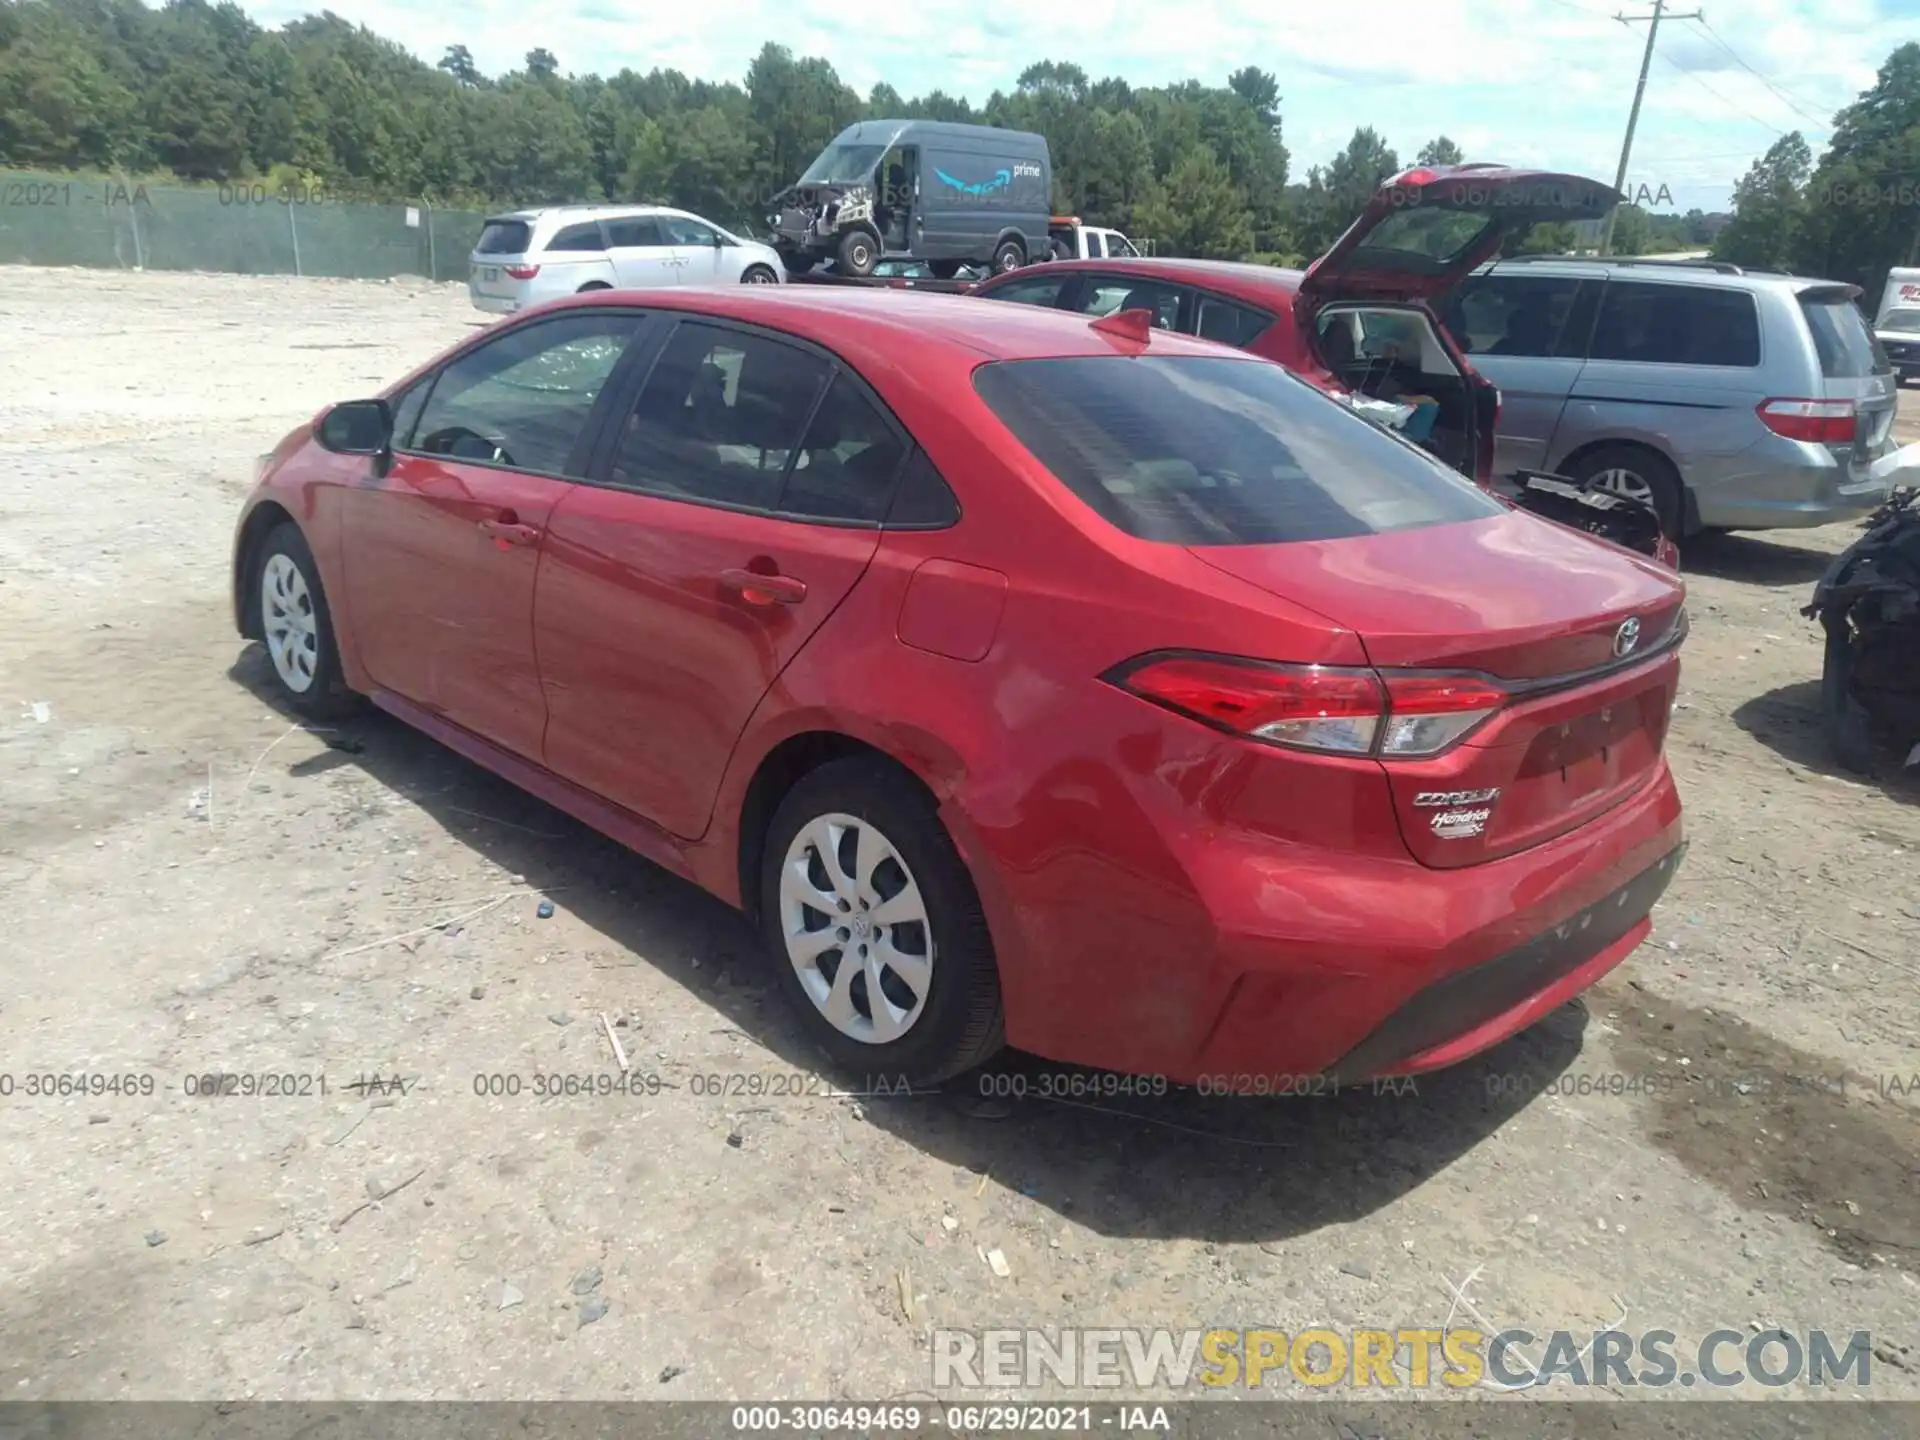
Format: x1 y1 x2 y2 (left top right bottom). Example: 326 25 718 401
232 282 1686 1088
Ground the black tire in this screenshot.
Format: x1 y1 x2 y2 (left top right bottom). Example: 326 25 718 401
991 238 1025 273
758 759 1004 1086
835 229 879 277
577 281 612 292
1820 619 1877 775
928 260 963 280
253 522 359 720
740 264 778 285
1565 444 1686 540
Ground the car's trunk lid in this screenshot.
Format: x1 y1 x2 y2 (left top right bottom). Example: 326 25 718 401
1297 164 1620 312
1192 509 1685 867
470 217 534 302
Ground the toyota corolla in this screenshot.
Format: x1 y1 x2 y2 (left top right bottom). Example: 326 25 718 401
231 286 1687 1087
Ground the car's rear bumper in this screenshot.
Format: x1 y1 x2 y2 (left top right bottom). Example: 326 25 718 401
468 290 518 314
980 755 1684 1085
1690 435 1898 530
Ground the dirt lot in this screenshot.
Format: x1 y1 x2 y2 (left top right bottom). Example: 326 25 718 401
1 267 1916 1405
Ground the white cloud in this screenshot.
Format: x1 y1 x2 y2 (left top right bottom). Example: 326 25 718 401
248 0 1914 211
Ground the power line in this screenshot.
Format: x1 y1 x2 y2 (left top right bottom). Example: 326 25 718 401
1684 15 1837 127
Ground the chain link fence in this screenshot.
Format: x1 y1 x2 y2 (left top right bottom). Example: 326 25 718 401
0 169 489 282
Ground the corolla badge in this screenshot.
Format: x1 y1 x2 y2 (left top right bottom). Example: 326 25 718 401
1613 616 1641 658
1414 788 1499 841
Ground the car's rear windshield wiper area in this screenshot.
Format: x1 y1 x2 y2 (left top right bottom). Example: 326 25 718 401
971 355 1502 546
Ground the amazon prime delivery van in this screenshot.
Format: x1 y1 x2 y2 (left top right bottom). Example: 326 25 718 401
770 120 1051 279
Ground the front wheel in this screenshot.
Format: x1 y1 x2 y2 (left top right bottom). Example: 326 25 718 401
759 759 1003 1086
835 230 879 277
254 522 359 719
740 264 778 285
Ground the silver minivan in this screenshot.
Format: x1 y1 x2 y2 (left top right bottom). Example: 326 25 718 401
469 205 784 315
1439 257 1899 536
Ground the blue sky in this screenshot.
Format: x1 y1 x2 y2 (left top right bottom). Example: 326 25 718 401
253 0 1920 212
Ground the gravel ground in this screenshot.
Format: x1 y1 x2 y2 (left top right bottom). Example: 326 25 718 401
0 267 1915 1406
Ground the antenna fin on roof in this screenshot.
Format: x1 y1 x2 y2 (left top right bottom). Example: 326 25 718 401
1090 307 1155 345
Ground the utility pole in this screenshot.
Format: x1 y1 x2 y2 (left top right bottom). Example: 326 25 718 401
1598 0 1702 255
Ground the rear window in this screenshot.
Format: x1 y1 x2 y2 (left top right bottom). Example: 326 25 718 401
476 220 532 256
971 356 1503 546
1800 294 1890 378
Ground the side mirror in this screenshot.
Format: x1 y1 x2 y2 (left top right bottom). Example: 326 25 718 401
317 398 393 457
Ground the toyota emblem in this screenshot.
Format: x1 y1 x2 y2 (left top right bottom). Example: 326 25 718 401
1613 617 1641 658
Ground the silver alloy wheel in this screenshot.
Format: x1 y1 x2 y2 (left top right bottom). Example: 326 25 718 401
1588 467 1656 508
261 553 319 694
779 812 933 1044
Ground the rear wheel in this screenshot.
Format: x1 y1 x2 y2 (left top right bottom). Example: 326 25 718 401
758 759 1003 1086
576 281 612 293
741 264 778 285
835 230 879 277
1566 444 1685 540
991 238 1025 273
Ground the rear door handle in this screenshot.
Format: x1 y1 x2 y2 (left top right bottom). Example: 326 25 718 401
478 518 540 546
719 568 807 605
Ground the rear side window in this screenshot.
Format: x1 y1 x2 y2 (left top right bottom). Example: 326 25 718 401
606 217 666 248
476 220 532 255
545 222 605 253
1070 277 1182 330
610 322 831 510
972 355 1503 546
1191 295 1273 349
1800 294 1890 378
777 373 910 524
1589 282 1760 367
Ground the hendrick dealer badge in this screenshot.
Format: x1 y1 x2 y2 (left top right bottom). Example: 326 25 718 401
1413 788 1500 841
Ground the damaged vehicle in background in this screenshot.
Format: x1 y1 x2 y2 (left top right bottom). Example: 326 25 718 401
768 119 1052 279
1805 447 1920 774
969 163 1677 565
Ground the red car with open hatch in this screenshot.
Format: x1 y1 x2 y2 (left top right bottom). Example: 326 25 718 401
232 274 1687 1090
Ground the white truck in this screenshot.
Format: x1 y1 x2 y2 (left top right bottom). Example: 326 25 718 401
1046 215 1146 262
1877 268 1920 384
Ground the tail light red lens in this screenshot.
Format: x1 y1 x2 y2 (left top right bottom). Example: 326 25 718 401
1756 398 1854 444
1110 654 1507 758
505 264 541 280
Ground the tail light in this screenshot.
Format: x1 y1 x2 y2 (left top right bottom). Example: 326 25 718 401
1108 654 1506 759
505 264 540 280
1756 398 1854 444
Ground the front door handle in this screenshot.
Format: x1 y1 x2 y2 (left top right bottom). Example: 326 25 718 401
479 518 540 547
719 568 807 605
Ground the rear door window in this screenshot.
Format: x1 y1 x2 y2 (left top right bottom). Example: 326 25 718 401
1589 281 1760 367
609 321 831 510
777 374 910 524
1070 276 1183 330
981 274 1071 308
545 222 606 253
972 355 1503 545
476 220 532 256
1190 294 1273 348
1800 294 1890 378
606 217 667 248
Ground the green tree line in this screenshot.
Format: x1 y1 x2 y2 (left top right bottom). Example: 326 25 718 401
6 0 1881 271
1711 42 1920 297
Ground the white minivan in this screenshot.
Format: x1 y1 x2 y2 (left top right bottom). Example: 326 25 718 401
468 205 785 314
